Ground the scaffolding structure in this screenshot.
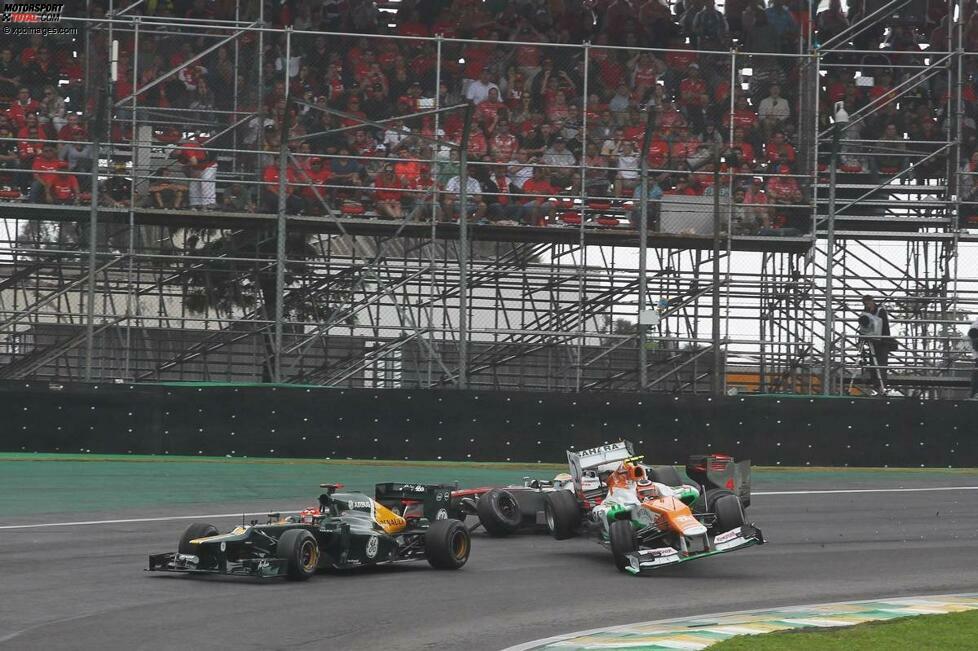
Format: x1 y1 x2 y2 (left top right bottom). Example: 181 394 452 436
0 3 976 398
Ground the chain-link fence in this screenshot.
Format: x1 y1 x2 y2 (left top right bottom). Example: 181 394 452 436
0 6 973 397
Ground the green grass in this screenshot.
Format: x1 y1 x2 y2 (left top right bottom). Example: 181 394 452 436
711 610 978 650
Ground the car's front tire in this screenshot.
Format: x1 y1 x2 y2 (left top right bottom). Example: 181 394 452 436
178 522 218 569
714 494 746 533
425 519 471 569
609 519 638 572
544 490 581 540
276 529 320 581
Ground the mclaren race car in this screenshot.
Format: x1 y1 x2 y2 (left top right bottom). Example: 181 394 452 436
455 441 680 536
544 444 765 574
148 482 471 580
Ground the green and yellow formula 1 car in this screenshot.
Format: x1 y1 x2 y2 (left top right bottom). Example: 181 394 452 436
148 482 470 580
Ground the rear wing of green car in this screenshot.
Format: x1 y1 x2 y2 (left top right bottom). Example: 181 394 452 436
374 482 458 519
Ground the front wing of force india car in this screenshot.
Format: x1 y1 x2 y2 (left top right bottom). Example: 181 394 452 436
147 483 470 580
544 451 765 575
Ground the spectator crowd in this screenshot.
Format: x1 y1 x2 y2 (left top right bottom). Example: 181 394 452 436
0 0 976 234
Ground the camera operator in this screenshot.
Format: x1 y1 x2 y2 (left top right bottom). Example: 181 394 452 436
968 318 978 400
858 295 898 389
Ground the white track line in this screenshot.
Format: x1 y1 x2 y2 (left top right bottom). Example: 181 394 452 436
0 510 298 530
2 485 978 530
754 486 978 496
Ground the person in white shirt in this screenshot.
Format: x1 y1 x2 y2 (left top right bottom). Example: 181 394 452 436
614 141 641 197
383 119 412 151
465 70 500 105
757 84 790 124
541 138 577 188
968 318 978 399
508 150 534 190
442 174 487 221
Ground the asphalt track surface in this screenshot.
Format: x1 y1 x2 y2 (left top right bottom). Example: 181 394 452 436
2 476 978 650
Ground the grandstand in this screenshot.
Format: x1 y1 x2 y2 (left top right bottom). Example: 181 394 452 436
0 0 975 397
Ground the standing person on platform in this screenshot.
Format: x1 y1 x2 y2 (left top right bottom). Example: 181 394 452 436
859 294 898 389
176 138 217 210
967 317 978 399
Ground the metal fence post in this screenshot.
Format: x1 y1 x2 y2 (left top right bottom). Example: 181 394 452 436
273 27 292 383
457 103 474 389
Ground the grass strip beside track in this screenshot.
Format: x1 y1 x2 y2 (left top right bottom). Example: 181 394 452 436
1 452 976 518
711 609 978 650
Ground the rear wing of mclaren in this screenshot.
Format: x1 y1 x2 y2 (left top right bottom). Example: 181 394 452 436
567 441 635 487
685 455 752 508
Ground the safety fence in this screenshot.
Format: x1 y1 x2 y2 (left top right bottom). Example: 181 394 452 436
0 11 974 398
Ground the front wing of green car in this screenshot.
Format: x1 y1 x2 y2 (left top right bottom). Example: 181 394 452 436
148 551 289 578
623 524 766 575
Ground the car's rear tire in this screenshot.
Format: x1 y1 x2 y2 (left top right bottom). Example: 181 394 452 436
714 494 746 533
426 519 471 569
476 488 522 537
647 465 684 487
609 519 638 572
544 490 581 540
276 529 319 581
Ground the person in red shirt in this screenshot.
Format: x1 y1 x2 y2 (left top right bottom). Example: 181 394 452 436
57 113 86 143
490 121 519 162
765 131 797 165
723 95 758 132
49 171 80 204
262 162 304 214
477 88 506 134
19 112 50 178
29 143 64 202
373 165 404 219
6 87 39 130
730 127 756 166
647 137 670 171
299 157 332 213
766 164 802 205
518 166 557 226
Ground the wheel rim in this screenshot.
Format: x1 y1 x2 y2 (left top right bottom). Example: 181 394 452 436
450 529 469 560
499 494 518 519
299 539 319 572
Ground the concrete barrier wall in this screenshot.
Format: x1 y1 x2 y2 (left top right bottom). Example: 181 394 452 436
1 381 974 467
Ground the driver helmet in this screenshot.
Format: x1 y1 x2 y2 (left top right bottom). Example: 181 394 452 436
635 479 657 501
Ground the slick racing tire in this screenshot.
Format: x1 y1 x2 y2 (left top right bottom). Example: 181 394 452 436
647 465 684 487
704 488 736 513
609 519 638 573
544 490 581 540
476 488 522 537
714 494 746 533
277 529 320 581
178 522 218 569
426 519 471 570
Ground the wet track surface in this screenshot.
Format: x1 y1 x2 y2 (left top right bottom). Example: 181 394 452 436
2 477 978 650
